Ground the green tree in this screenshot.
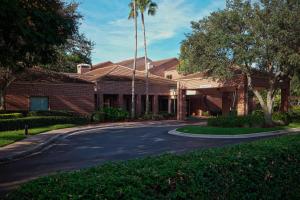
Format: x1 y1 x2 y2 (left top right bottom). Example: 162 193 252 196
43 33 94 73
129 0 158 115
179 0 300 125
0 0 81 110
128 0 138 118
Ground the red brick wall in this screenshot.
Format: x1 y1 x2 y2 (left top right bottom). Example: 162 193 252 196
97 80 175 95
5 82 95 115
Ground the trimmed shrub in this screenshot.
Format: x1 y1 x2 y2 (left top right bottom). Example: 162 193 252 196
92 107 129 122
208 114 264 128
0 113 23 120
272 112 290 125
91 111 105 122
140 113 165 121
28 110 76 117
289 106 300 122
0 116 88 131
5 134 300 199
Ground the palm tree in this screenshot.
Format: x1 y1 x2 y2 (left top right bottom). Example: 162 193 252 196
129 0 138 119
130 0 158 115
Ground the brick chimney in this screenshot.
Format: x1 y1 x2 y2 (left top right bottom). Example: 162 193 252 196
77 64 91 74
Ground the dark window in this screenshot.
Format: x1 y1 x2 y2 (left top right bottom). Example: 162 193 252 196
30 97 49 111
166 75 172 79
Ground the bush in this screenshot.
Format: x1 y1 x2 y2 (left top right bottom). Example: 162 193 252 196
158 112 175 119
289 106 300 122
5 134 300 199
208 114 264 128
92 107 129 122
140 113 165 121
91 111 105 122
272 112 290 125
0 116 89 131
28 110 76 117
0 113 23 120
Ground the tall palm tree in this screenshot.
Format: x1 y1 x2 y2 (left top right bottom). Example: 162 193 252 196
128 0 138 119
129 0 157 115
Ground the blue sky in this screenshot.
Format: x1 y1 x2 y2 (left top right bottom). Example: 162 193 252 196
75 0 226 64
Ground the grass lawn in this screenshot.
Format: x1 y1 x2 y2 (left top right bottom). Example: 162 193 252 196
177 122 300 135
0 124 76 147
4 134 300 199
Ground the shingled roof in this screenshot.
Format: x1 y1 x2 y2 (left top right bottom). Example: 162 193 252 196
79 65 176 85
116 57 152 71
14 67 93 84
150 57 179 77
92 61 113 70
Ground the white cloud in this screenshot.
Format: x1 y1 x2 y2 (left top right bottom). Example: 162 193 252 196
80 0 225 63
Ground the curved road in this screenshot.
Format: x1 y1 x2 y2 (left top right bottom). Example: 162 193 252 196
0 121 267 195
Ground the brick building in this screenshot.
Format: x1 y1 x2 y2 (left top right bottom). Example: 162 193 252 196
4 57 290 119
5 68 95 115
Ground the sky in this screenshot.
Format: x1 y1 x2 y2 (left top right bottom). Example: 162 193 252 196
75 0 226 64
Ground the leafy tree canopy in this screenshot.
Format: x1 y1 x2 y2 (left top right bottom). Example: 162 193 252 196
0 0 85 109
179 0 300 125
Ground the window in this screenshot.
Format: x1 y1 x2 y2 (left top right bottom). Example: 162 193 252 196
166 74 172 79
30 97 49 111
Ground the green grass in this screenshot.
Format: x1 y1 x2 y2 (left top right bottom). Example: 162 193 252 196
0 124 76 147
177 122 300 135
5 134 300 199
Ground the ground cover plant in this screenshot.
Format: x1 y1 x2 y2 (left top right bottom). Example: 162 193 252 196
177 122 300 135
0 124 76 147
0 116 88 131
4 134 300 199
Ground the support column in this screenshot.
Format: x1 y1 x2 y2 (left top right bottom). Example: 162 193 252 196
280 79 290 112
177 89 186 120
136 94 142 117
153 95 159 114
237 87 248 116
118 94 124 109
98 93 104 109
168 97 172 114
222 92 231 116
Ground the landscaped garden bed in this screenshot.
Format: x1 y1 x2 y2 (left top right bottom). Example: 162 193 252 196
179 108 300 135
176 123 300 135
4 134 300 199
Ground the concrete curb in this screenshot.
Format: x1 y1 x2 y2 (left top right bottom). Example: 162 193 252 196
168 128 300 139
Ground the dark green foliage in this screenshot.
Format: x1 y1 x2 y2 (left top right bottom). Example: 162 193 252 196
272 112 290 125
207 114 264 128
179 0 300 125
0 116 88 131
141 113 164 120
0 113 23 120
28 110 76 117
158 112 176 119
92 107 129 122
289 106 300 122
5 134 300 199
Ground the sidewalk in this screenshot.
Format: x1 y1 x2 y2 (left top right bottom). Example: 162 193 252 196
0 120 182 163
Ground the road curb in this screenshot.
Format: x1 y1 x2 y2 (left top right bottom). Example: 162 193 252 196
168 128 300 139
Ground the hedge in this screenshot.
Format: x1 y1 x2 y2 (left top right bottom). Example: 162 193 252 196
28 110 76 117
0 116 89 131
207 114 264 127
0 113 23 120
92 107 129 122
5 134 300 199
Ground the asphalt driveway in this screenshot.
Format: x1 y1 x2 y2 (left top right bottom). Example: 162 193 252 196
0 121 268 195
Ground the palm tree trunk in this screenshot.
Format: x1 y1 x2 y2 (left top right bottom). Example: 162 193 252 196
141 14 150 115
131 0 138 119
